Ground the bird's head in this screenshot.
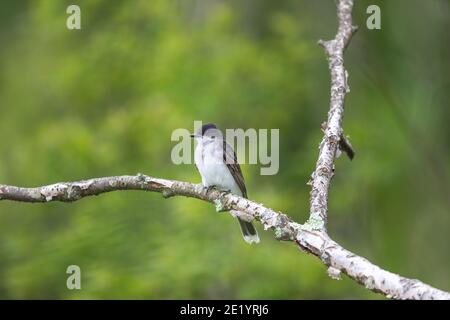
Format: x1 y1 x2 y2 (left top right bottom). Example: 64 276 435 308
190 123 222 140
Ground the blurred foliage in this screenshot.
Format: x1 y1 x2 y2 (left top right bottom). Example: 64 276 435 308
0 0 449 299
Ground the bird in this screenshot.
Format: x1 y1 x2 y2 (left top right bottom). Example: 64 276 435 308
191 123 260 244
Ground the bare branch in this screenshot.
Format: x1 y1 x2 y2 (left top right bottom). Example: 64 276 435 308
0 174 448 299
0 0 447 301
309 0 358 229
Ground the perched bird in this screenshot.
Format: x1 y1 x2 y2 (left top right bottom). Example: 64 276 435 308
191 123 260 244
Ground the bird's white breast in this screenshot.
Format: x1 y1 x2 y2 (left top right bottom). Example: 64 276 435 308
194 139 242 196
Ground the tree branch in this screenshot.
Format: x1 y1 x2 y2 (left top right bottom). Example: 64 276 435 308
309 0 358 230
0 0 448 300
0 174 449 299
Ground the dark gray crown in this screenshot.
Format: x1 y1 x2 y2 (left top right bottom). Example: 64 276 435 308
201 123 218 136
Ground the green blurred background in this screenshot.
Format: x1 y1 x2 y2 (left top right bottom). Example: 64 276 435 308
0 0 449 299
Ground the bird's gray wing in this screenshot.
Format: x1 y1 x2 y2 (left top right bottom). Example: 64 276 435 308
223 140 247 198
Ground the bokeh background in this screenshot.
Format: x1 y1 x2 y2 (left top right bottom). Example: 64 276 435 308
0 0 449 299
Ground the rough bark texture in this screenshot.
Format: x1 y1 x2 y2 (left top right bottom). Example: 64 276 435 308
0 0 448 300
309 0 358 230
0 174 449 299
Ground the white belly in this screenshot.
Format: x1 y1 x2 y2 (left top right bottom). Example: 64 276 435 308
194 140 242 196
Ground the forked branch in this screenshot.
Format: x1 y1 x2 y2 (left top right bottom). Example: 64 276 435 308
0 174 448 299
0 0 448 300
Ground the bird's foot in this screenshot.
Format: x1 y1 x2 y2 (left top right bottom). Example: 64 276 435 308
203 186 230 212
203 185 216 193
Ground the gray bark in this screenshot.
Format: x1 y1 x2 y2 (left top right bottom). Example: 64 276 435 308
0 174 448 299
0 0 448 300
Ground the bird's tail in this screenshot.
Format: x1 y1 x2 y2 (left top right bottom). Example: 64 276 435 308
237 218 260 244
